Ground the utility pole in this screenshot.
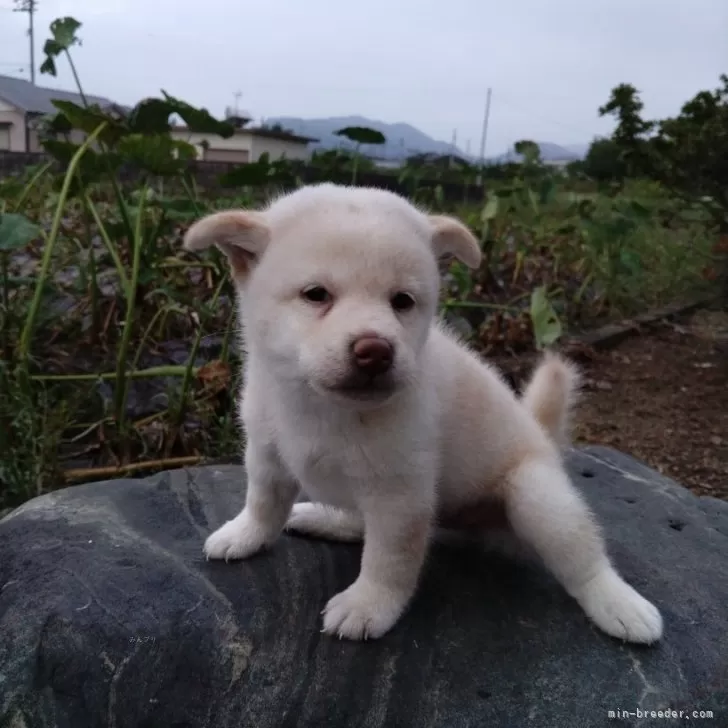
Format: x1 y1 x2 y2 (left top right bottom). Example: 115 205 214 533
233 91 242 116
13 0 36 84
476 87 492 185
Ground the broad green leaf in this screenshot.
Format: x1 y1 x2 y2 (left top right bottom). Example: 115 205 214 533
576 199 596 219
50 101 126 145
40 17 82 77
334 126 386 145
527 187 539 214
0 213 42 252
449 261 473 298
158 198 203 222
40 138 81 165
627 200 652 220
115 135 194 176
127 98 175 135
538 177 555 206
218 160 273 188
481 194 499 221
434 184 444 208
530 286 563 349
127 94 235 138
166 92 234 137
50 17 82 49
39 42 61 76
41 110 74 135
619 249 642 276
41 139 122 194
494 186 514 198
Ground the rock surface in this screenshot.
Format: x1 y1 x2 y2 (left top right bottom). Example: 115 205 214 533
1 446 726 728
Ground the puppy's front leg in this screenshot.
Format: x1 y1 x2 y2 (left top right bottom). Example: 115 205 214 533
322 488 434 641
204 441 299 561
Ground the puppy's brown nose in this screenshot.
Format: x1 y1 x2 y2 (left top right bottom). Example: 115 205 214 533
352 336 393 376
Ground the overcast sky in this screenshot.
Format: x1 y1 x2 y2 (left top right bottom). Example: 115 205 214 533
1 0 726 155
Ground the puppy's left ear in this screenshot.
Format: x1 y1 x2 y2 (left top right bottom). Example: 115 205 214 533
183 210 270 279
428 215 482 269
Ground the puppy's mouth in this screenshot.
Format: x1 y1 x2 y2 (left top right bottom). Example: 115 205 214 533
323 371 399 403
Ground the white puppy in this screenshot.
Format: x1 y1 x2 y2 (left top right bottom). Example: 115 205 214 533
183 183 663 644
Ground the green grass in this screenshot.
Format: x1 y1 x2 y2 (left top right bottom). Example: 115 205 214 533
0 162 718 511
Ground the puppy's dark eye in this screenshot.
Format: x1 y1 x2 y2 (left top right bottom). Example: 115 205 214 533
301 285 332 304
390 292 416 312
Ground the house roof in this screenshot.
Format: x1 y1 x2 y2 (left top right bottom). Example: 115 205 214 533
172 124 318 145
0 73 118 114
247 126 318 144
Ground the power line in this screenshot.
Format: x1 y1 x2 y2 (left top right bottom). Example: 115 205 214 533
494 94 590 136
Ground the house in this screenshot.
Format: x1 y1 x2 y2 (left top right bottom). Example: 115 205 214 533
0 73 316 163
0 73 118 152
170 118 317 163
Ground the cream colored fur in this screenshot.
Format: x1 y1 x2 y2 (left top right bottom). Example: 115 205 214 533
183 183 663 644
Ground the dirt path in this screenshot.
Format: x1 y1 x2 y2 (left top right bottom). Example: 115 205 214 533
572 308 728 500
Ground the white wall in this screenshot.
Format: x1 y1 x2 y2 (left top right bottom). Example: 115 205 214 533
249 135 310 162
170 129 254 161
0 98 27 151
157 129 311 163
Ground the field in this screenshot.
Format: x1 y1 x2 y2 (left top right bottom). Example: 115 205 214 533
574 307 727 500
0 17 725 514
1 150 722 514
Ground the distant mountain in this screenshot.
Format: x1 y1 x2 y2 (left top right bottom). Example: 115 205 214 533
562 143 591 158
266 115 589 163
265 115 464 161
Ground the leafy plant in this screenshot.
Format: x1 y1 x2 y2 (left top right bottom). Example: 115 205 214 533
0 213 41 357
334 125 386 184
599 76 728 294
530 286 562 349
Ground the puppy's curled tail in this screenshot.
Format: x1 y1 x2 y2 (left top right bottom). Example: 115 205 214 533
521 351 581 447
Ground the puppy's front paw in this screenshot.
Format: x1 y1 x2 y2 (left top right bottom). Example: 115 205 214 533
322 579 408 640
574 567 663 644
203 513 273 562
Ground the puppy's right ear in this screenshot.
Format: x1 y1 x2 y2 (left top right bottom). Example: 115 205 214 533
428 215 482 269
183 210 270 279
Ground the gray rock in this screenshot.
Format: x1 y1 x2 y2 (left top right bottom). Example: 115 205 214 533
0 446 726 728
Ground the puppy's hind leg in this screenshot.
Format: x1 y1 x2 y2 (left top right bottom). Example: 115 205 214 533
285 502 365 542
504 457 663 644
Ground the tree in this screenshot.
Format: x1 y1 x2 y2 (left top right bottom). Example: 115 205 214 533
599 77 728 219
513 140 541 164
598 84 654 177
581 137 628 183
599 77 728 294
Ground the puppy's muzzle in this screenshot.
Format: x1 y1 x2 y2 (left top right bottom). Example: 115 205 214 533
327 335 398 401
352 336 393 377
